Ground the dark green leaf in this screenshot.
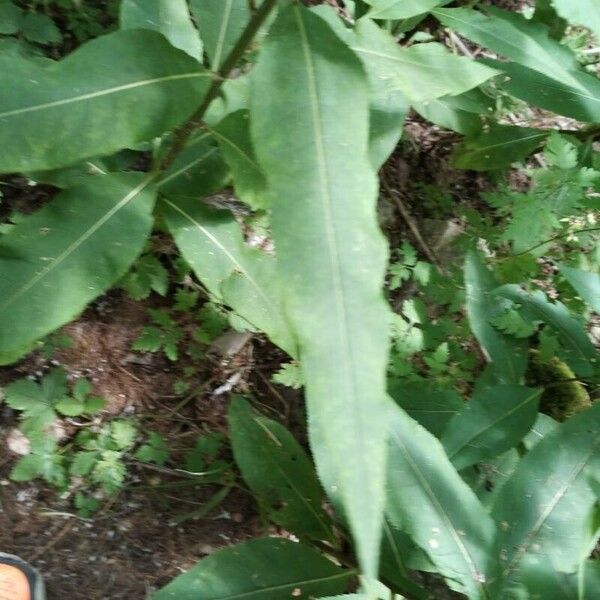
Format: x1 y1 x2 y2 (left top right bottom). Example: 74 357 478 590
464 252 529 383
0 0 22 35
228 397 333 542
559 265 600 312
442 385 541 470
453 125 547 171
492 403 600 595
152 538 355 600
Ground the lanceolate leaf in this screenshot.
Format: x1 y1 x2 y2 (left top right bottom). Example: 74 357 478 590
228 397 333 542
386 402 498 599
434 7 580 83
365 0 446 20
495 285 598 378
453 125 548 171
464 252 529 383
251 4 390 581
0 29 211 173
190 0 250 71
0 174 156 364
152 538 355 600
209 110 269 210
120 0 203 59
559 265 600 312
442 385 541 470
481 59 600 123
492 403 600 595
161 197 296 357
350 21 499 104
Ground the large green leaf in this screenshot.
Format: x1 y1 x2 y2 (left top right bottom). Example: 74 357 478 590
559 265 600 312
190 0 250 70
492 403 600 595
152 538 355 600
386 402 498 599
442 384 541 470
453 125 548 171
228 397 334 542
434 7 580 83
351 20 499 104
495 285 598 378
0 29 210 173
250 4 390 582
209 110 269 210
551 0 600 41
0 174 156 364
120 0 202 59
161 197 296 357
464 252 529 383
365 0 445 19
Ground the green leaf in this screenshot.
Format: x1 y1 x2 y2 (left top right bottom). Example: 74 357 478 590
120 0 203 59
414 96 483 136
464 252 529 383
0 174 156 364
453 125 547 171
495 285 598 378
70 450 98 477
0 29 211 173
251 4 390 580
351 19 409 168
550 0 600 41
93 450 126 492
121 254 169 300
442 385 541 470
544 132 578 169
135 432 169 466
228 397 334 542
0 0 23 35
4 378 56 432
190 0 250 71
20 12 61 44
365 0 446 19
209 110 268 210
110 420 137 450
492 403 600 595
522 413 558 450
55 396 86 417
272 362 303 390
482 59 600 123
158 132 230 198
152 538 355 600
161 197 296 357
434 7 579 82
559 265 600 312
489 309 537 339
351 20 499 104
388 382 463 437
386 402 497 599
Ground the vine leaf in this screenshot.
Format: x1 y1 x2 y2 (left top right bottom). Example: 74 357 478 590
251 3 390 583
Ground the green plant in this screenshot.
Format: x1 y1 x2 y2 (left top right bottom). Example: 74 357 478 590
0 1 599 599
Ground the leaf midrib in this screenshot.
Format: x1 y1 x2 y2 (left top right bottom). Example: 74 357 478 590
0 174 155 314
0 73 210 120
390 427 491 599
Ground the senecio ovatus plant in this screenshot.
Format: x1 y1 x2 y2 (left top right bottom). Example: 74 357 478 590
0 1 599 599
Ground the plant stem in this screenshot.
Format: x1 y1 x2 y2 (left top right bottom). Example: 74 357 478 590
158 0 278 172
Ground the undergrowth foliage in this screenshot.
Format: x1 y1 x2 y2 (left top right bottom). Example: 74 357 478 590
0 1 599 599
